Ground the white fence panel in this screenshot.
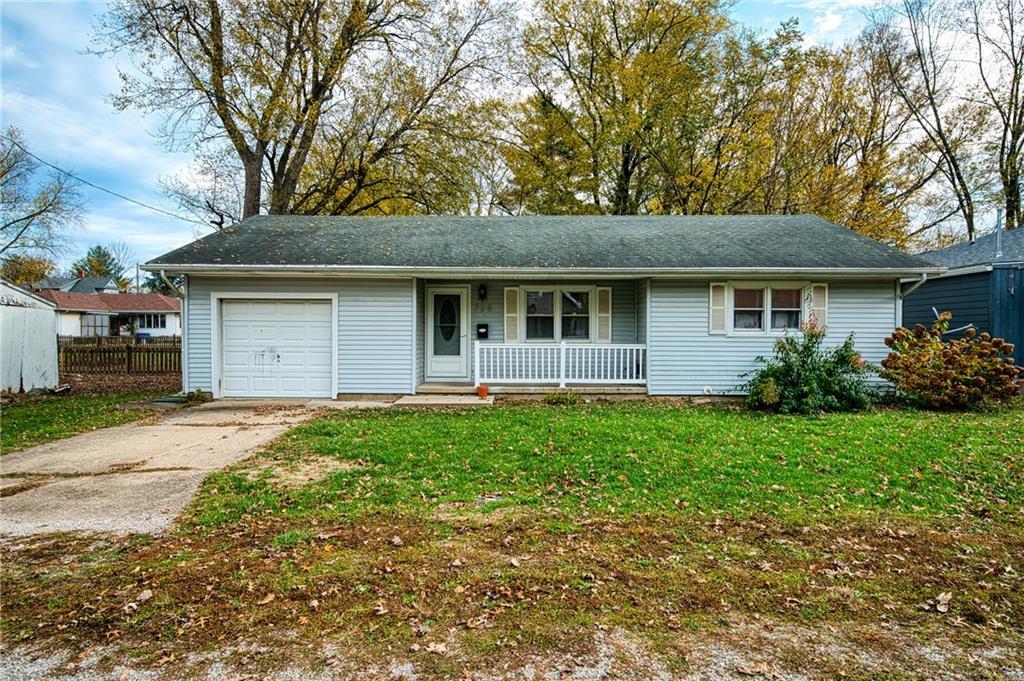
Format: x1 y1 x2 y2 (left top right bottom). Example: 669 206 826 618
475 342 645 387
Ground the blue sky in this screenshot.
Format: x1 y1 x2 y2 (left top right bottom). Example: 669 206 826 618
1 1 875 270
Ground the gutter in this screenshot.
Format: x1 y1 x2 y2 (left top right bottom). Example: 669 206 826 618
141 263 944 279
899 273 929 299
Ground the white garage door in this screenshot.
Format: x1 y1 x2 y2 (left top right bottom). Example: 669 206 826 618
221 300 333 397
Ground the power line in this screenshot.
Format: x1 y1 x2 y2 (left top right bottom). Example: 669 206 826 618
2 135 211 228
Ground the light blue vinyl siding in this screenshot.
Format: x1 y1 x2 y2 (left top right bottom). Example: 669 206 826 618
424 280 638 345
185 276 414 395
647 280 898 395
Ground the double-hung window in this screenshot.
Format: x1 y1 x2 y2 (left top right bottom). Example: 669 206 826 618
519 287 600 342
732 288 765 331
560 291 590 340
710 282 823 336
770 289 802 331
525 290 555 340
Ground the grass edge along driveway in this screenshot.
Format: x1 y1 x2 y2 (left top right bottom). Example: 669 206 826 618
1 391 165 454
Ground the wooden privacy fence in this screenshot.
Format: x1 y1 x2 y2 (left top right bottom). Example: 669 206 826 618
58 335 181 348
59 340 181 374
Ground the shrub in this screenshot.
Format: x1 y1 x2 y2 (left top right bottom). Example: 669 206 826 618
743 322 877 414
544 390 583 406
881 312 1021 410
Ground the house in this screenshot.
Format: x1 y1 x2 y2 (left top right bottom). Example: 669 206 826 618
902 228 1023 365
143 215 940 399
35 276 120 294
36 291 182 337
1 277 58 392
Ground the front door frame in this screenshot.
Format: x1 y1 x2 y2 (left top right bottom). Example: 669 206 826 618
425 285 470 381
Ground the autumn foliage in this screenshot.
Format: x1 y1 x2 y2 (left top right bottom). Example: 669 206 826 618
881 313 1021 410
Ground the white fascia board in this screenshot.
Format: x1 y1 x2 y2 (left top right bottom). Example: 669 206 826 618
900 264 988 282
143 264 944 279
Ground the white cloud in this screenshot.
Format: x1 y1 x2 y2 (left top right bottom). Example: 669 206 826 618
1 44 38 68
2 1 201 267
812 9 844 35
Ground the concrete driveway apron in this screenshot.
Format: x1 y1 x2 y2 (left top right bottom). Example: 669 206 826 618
0 401 314 535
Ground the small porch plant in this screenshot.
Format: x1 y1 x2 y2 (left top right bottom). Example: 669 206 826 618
881 312 1020 410
742 321 877 414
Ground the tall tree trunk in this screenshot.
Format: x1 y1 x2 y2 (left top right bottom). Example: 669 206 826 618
241 150 263 219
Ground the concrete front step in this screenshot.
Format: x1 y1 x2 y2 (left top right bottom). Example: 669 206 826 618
416 383 647 395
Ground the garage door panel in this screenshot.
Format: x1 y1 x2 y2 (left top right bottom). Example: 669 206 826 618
221 299 334 398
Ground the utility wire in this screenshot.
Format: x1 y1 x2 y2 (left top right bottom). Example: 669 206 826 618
2 134 211 228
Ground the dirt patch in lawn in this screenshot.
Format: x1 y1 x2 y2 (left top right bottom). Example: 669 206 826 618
2 512 1021 678
59 372 181 395
249 455 370 488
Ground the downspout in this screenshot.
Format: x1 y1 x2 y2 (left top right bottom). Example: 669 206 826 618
900 273 928 299
159 270 183 297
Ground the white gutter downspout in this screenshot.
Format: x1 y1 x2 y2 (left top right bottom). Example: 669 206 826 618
159 270 183 297
900 273 928 299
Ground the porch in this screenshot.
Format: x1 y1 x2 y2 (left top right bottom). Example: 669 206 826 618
415 279 649 391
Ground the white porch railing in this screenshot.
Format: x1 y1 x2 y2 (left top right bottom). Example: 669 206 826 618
474 341 646 387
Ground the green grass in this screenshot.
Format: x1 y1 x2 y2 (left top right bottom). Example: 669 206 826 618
1 391 164 453
4 402 1023 676
196 402 1024 526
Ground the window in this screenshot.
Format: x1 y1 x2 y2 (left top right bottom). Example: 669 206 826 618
525 290 554 340
709 283 818 336
560 290 590 339
139 313 167 329
514 287 609 342
732 288 765 331
770 289 802 331
82 314 110 336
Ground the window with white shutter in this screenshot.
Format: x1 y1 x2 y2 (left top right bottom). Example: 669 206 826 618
709 283 727 334
809 283 828 328
595 287 612 343
504 287 520 342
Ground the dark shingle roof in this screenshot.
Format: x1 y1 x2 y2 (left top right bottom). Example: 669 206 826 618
147 215 936 272
919 228 1024 269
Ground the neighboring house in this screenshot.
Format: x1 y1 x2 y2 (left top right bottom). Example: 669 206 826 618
902 228 1023 365
1 277 58 391
35 276 120 294
143 215 940 399
35 291 182 337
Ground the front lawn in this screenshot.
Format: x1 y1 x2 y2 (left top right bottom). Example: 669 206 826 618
2 402 1022 678
0 391 164 453
202 402 1024 524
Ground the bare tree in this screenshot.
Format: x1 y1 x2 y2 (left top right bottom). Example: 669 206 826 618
872 0 983 239
966 0 1024 230
94 0 414 219
0 127 84 256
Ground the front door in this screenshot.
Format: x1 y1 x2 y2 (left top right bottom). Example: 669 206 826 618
426 287 468 379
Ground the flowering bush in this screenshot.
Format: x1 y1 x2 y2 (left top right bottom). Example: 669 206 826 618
743 322 877 414
881 312 1021 410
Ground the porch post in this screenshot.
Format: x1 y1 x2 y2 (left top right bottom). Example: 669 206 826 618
473 340 481 387
559 340 566 389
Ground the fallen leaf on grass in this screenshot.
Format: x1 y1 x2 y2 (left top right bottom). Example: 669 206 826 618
425 642 447 655
258 594 275 605
936 592 952 613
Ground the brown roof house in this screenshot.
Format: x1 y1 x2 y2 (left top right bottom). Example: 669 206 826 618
37 291 181 337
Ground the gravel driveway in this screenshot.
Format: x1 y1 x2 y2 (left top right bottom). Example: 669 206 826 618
0 401 318 535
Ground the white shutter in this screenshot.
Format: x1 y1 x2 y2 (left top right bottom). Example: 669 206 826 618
709 283 727 334
596 287 612 343
809 283 828 329
504 287 519 342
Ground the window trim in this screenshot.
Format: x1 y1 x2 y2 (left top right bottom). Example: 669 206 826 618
518 286 598 343
724 282 811 337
